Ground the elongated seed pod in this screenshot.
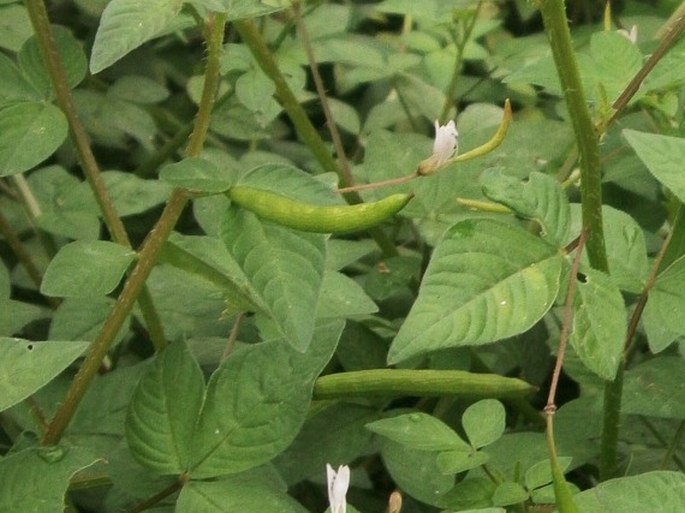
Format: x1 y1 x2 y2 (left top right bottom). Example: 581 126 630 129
228 186 413 233
313 369 535 399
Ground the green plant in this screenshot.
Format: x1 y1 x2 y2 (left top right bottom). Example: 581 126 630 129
1 0 684 512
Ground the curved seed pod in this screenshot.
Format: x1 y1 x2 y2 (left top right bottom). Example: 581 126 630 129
313 369 535 399
228 186 413 233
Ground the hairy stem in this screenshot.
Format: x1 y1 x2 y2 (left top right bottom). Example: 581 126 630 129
536 0 616 480
24 0 166 351
42 12 228 445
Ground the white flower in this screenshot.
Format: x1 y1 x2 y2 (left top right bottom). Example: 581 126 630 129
617 25 638 44
432 119 458 166
418 119 459 175
326 464 350 513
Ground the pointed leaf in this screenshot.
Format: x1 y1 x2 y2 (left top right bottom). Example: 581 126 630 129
177 471 308 513
90 0 184 73
623 130 685 202
220 206 326 351
621 357 685 419
366 412 469 452
41 240 136 297
389 219 563 364
126 341 205 474
0 338 88 412
570 268 626 380
159 156 235 193
0 102 67 176
0 446 101 513
481 170 570 246
189 340 313 478
569 471 685 513
643 258 685 352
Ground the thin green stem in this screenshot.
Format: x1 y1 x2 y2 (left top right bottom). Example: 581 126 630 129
24 0 166 351
0 209 48 295
234 19 339 176
439 1 483 123
235 18 399 257
41 13 227 446
293 1 354 187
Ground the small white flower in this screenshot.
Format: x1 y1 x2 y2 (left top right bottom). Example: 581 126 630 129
432 119 459 166
326 464 350 513
617 25 638 44
418 120 459 175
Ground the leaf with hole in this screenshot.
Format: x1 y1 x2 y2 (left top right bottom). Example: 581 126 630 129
0 337 89 412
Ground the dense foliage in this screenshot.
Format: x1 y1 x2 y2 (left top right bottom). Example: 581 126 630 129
0 0 684 512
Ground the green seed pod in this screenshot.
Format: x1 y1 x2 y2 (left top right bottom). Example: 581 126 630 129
313 369 535 399
228 186 413 233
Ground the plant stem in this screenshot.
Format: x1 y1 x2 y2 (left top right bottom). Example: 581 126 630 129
439 0 483 122
24 0 166 351
0 209 50 297
234 19 340 177
536 0 616 481
537 0 607 273
235 18 399 257
41 12 227 446
609 5 685 124
293 1 354 187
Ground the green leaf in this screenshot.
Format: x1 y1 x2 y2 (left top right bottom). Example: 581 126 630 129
317 271 378 319
0 53 40 104
567 471 685 513
90 0 184 73
366 412 469 452
576 31 642 104
220 206 326 351
126 341 205 474
0 3 33 53
492 481 529 506
381 438 454 506
235 164 343 205
481 170 570 246
160 233 266 313
177 470 309 513
621 357 685 419
27 165 100 240
274 402 378 485
189 340 313 478
101 170 171 216
0 446 100 513
49 297 130 345
18 25 87 97
436 449 490 474
642 258 685 352
0 102 68 176
191 0 293 20
41 241 136 298
462 399 506 449
570 268 626 380
389 219 563 364
108 75 169 104
525 457 573 491
235 68 276 113
623 130 685 203
159 157 235 193
0 300 44 336
0 337 88 412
